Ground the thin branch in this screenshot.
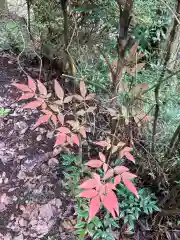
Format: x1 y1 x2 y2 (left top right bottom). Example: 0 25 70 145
165 123 180 158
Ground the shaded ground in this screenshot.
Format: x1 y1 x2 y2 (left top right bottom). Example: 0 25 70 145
0 54 75 240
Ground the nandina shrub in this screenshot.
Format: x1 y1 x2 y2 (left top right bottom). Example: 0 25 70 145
12 76 148 239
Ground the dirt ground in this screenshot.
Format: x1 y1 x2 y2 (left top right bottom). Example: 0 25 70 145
0 54 75 240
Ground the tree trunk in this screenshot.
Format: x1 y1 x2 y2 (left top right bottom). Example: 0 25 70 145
166 0 180 70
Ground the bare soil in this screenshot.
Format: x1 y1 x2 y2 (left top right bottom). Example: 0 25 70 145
0 54 75 240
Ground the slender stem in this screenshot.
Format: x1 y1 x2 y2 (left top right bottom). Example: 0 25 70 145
165 123 180 158
107 117 121 165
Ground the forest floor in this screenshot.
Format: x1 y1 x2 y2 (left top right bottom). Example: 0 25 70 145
0 53 179 240
0 54 76 240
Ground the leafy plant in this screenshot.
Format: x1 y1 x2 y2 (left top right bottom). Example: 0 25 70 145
117 187 160 230
0 107 10 117
78 151 138 221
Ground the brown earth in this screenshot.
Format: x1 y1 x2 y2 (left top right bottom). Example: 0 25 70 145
0 54 75 240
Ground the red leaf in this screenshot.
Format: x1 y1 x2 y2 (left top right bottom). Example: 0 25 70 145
113 60 117 68
57 127 71 134
103 169 114 180
12 83 31 92
101 191 119 218
58 113 64 125
80 126 86 138
103 163 108 173
51 114 57 126
114 166 129 174
79 189 98 198
95 141 109 147
41 102 47 110
85 93 95 101
114 175 121 185
41 110 52 116
80 179 97 189
99 152 106 163
54 79 64 100
80 81 87 98
55 133 66 146
34 114 50 128
123 146 133 152
121 172 137 180
18 93 35 101
28 77 36 92
72 135 79 146
24 100 42 109
106 182 116 191
86 160 103 168
37 80 47 96
66 136 73 146
120 147 133 158
64 95 73 103
92 173 101 187
123 179 139 198
124 152 135 162
88 196 100 222
74 94 84 102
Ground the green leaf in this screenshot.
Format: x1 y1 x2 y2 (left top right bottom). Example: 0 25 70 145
119 211 125 218
124 215 129 224
65 166 79 172
0 108 10 117
110 219 119 228
134 208 140 219
152 205 161 212
93 230 103 240
114 159 122 166
129 216 135 230
78 210 89 219
92 216 102 228
88 223 95 235
144 207 149 214
74 222 86 228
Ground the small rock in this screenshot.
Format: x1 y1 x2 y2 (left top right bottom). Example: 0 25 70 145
0 178 3 184
36 135 42 142
0 203 6 212
17 170 26 180
0 142 5 148
35 222 49 235
39 203 54 221
46 130 54 139
19 218 28 227
48 158 59 167
13 196 18 201
8 187 17 192
10 214 15 221
2 172 6 178
4 178 9 184
18 155 26 160
4 233 12 240
14 234 24 240
30 219 38 226
14 121 28 134
39 128 47 134
55 198 62 208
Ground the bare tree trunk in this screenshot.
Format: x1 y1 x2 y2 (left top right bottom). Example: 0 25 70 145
166 0 180 70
